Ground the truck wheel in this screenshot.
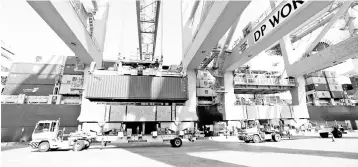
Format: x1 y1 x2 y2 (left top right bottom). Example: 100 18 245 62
320 133 329 138
171 138 182 147
333 131 342 138
38 142 50 152
272 134 281 142
253 135 260 143
83 140 91 149
101 141 107 147
73 140 85 151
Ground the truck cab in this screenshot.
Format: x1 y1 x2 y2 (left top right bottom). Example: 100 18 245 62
29 119 93 152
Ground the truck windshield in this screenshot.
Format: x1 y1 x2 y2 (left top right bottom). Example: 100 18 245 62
34 123 51 133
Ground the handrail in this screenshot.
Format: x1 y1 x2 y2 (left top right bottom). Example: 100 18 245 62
68 0 101 52
233 76 296 86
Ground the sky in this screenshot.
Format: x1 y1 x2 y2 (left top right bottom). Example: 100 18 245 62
0 0 355 79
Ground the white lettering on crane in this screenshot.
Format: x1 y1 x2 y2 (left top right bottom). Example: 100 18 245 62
253 0 305 43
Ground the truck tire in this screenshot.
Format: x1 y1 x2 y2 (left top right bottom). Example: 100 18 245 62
170 138 182 147
333 131 342 138
253 135 260 143
244 140 250 143
320 133 329 138
272 134 281 142
38 142 50 152
73 140 85 151
83 140 91 149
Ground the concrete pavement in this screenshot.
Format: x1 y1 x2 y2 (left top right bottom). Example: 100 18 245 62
2 133 358 167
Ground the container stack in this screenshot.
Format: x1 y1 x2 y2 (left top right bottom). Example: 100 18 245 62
59 56 84 97
3 56 63 97
196 70 215 105
304 71 331 106
324 71 345 105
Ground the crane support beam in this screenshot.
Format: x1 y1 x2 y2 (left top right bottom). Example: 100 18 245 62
224 0 333 72
286 36 358 77
27 0 109 66
136 1 143 60
136 0 161 61
182 1 250 70
303 1 353 55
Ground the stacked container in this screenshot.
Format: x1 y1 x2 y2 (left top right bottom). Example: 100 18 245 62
304 71 331 105
63 56 84 75
59 56 84 96
196 70 215 97
324 71 344 99
3 58 62 96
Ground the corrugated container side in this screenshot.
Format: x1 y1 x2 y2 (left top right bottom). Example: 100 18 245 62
126 106 156 121
305 77 327 85
60 75 83 84
199 80 210 88
328 84 343 91
314 91 331 98
10 63 61 75
196 88 213 97
330 91 345 99
3 84 54 96
324 71 337 78
151 77 187 100
1 104 81 127
63 65 84 75
86 75 187 100
306 84 329 91
157 106 172 121
6 74 59 85
326 78 340 85
59 84 81 95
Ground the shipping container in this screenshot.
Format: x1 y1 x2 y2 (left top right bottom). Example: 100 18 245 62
10 63 61 75
326 78 340 85
65 56 77 65
3 84 55 96
126 106 156 121
305 71 324 78
306 83 329 91
328 84 343 91
59 84 81 95
197 88 213 97
86 75 188 100
15 55 65 65
157 106 172 121
305 77 327 85
109 105 126 121
313 91 331 99
323 71 337 78
1 104 81 127
63 65 84 75
342 84 353 91
6 74 60 85
199 80 210 88
60 75 83 84
330 91 345 99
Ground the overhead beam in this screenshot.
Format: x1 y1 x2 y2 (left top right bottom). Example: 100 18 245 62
152 1 161 61
136 1 143 60
287 36 358 77
27 0 109 67
224 0 333 72
304 1 353 54
182 1 250 70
